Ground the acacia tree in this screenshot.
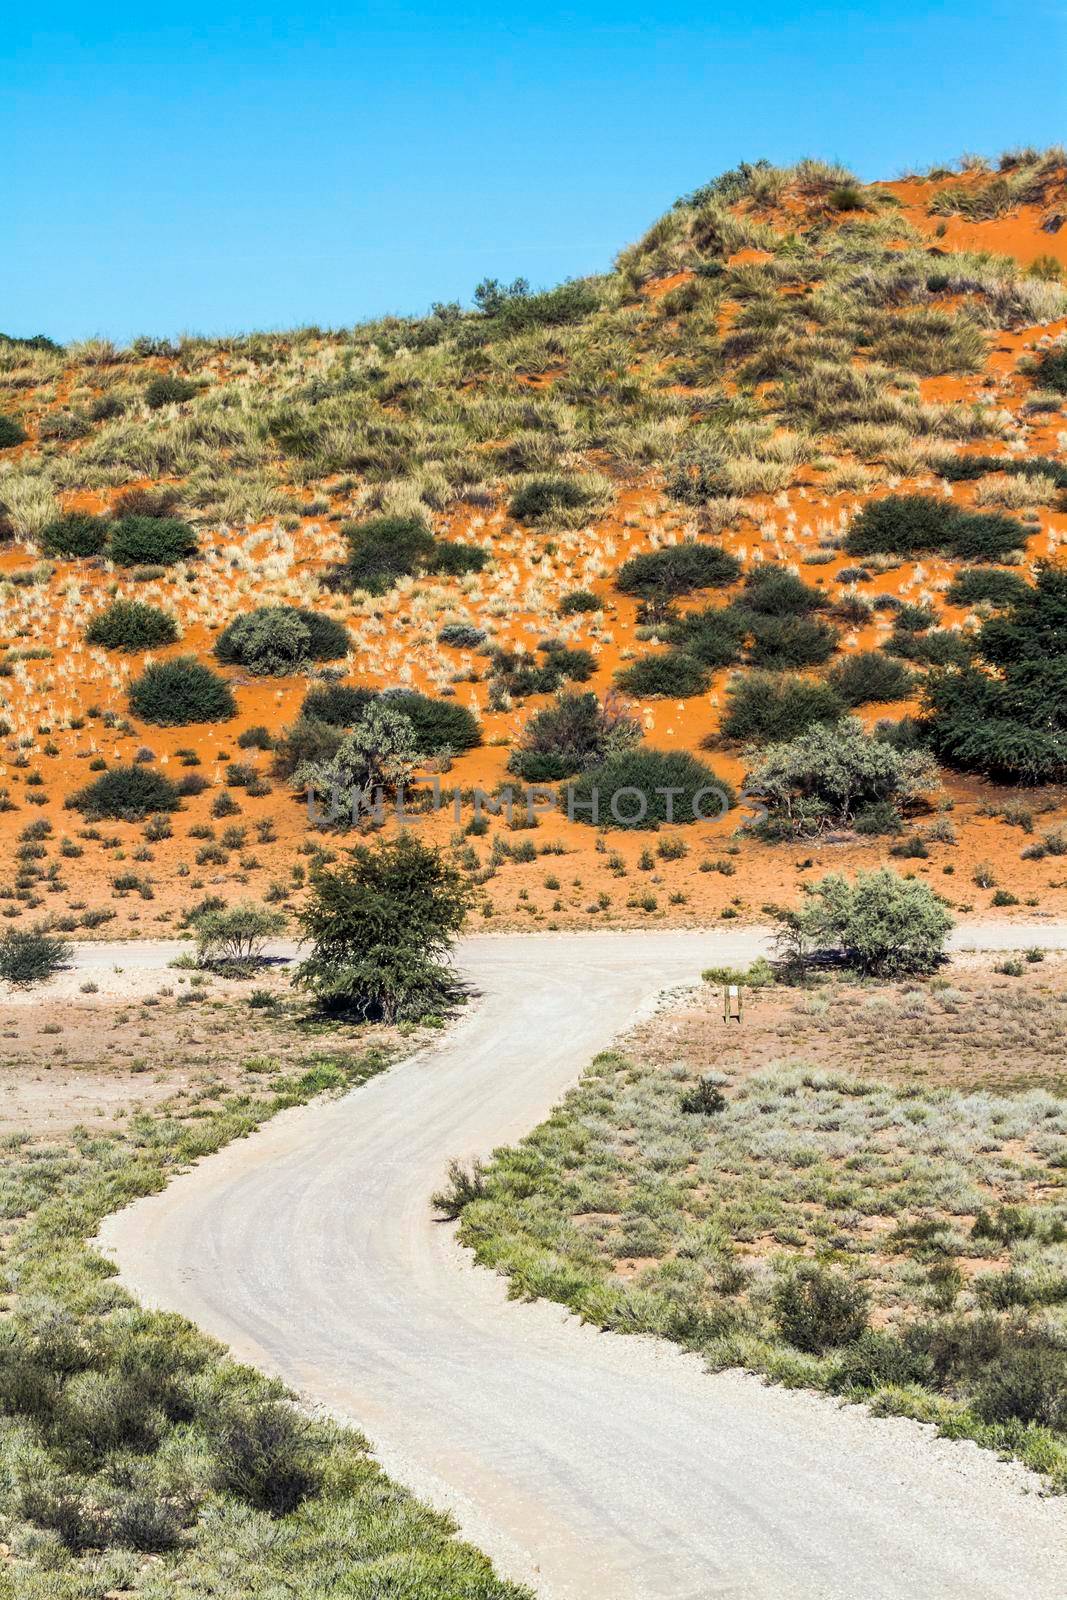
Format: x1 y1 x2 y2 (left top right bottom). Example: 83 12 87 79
923 563 1067 783
773 868 954 977
294 703 420 825
294 834 476 1020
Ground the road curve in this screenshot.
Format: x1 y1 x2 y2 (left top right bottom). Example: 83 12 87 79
99 930 1067 1600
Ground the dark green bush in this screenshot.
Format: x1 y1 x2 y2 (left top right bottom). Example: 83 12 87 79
381 690 482 752
665 605 748 668
741 567 826 616
937 453 1067 487
718 673 844 743
215 1399 324 1516
300 683 378 727
567 748 734 828
828 650 915 706
771 1263 870 1353
0 925 68 988
145 374 198 409
558 589 599 615
437 621 488 648
973 1346 1067 1429
845 495 1024 561
508 691 641 781
109 515 197 567
0 415 27 448
85 600 178 651
746 613 839 669
888 627 975 667
946 568 1032 608
129 657 236 726
1032 345 1067 394
428 540 488 576
616 543 741 596
68 765 182 820
615 651 711 698
509 476 597 523
341 515 436 594
215 606 349 674
41 513 109 558
295 833 474 1020
924 563 1067 782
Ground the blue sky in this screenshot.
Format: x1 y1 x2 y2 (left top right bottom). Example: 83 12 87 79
5 1 1065 342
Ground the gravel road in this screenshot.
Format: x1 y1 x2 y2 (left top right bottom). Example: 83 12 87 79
96 929 1067 1599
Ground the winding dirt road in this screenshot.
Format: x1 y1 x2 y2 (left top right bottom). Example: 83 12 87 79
97 930 1067 1599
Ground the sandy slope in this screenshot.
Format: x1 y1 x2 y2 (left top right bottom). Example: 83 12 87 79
94 929 1067 1599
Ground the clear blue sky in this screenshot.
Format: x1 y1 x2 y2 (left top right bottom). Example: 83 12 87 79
5 1 1065 342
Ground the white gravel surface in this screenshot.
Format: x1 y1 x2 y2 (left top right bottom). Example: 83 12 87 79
91 929 1067 1598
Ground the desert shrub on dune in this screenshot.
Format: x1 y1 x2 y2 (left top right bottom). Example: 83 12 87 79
0 925 68 988
772 1263 870 1353
1031 344 1067 393
508 691 642 782
40 512 109 558
946 568 1031 608
558 589 600 616
129 657 236 725
567 747 733 828
86 599 178 650
293 682 481 757
0 414 27 448
68 765 182 820
508 474 608 526
746 718 939 836
845 495 1024 561
923 563 1067 782
144 374 198 409
339 515 435 594
665 605 749 668
717 672 844 744
215 606 349 674
615 650 711 698
109 514 197 567
828 650 915 706
616 542 741 596
740 567 827 616
745 612 839 669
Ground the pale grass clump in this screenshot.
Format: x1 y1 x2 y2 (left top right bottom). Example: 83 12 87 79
973 473 1057 510
0 471 59 538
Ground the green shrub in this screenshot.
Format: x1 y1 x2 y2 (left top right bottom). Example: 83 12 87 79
40 513 109 558
772 1263 869 1353
616 543 741 596
0 924 68 988
509 475 600 524
746 613 839 669
193 902 287 968
665 605 749 668
382 690 482 752
0 414 27 448
718 673 844 743
775 867 954 976
615 651 711 697
85 599 178 651
109 515 197 567
216 1399 324 1516
741 567 826 616
508 691 641 781
746 718 940 836
300 683 379 727
558 589 599 615
215 606 349 674
828 650 915 706
924 563 1067 781
428 540 488 576
294 833 474 1020
129 657 236 726
437 621 488 648
145 374 198 409
845 495 1024 561
973 1346 1067 1429
341 515 436 594
946 569 1031 608
1033 345 1067 394
68 765 182 820
567 747 734 828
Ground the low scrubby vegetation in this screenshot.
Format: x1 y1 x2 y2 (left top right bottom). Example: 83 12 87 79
129 657 237 725
85 599 179 650
215 606 349 674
